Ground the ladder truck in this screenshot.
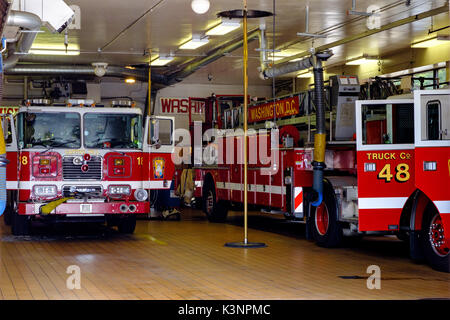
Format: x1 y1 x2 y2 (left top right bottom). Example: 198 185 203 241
1 99 175 235
175 82 450 272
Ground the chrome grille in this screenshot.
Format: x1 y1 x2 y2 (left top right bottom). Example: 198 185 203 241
63 156 102 180
62 185 103 197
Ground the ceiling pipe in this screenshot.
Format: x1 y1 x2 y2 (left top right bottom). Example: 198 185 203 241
262 55 314 79
257 22 268 75
4 64 169 84
3 10 42 70
166 29 260 85
275 3 449 66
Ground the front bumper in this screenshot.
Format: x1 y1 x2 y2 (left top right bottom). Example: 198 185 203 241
18 200 149 215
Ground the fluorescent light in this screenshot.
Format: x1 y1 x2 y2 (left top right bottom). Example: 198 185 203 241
267 56 284 62
268 49 302 62
346 57 378 65
206 19 240 36
179 36 209 50
297 72 313 78
125 78 136 84
411 35 450 48
151 56 174 66
29 43 80 56
29 49 80 56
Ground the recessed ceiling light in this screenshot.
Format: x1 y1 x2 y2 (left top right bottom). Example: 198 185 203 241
179 36 209 50
206 19 240 36
125 78 136 84
411 35 450 48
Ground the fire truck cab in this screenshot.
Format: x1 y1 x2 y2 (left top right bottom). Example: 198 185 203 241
354 90 449 272
1 100 175 236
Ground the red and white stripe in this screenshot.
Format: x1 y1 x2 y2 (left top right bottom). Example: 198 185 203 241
294 187 303 214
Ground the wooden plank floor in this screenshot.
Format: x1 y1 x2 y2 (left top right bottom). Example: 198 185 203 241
0 209 449 300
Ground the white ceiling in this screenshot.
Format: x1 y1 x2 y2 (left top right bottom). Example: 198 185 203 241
7 0 450 85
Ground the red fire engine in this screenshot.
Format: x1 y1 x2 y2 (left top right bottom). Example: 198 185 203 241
1 99 175 235
175 88 450 272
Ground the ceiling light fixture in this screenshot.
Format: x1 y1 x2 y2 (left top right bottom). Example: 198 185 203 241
191 0 210 14
179 36 209 50
411 35 450 48
206 19 241 36
345 57 378 65
92 62 108 77
151 55 174 66
268 50 302 63
30 43 80 56
297 72 313 78
125 78 136 84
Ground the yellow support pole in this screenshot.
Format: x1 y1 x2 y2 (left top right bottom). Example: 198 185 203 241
243 1 248 244
225 0 266 249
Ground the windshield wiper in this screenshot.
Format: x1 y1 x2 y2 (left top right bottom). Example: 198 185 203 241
40 139 78 154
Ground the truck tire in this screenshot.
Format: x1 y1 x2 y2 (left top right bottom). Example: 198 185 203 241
310 185 342 248
3 205 12 226
11 211 30 236
202 178 228 222
420 205 449 273
118 215 136 234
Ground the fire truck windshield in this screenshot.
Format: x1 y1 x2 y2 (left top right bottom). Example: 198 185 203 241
83 113 142 149
17 112 81 149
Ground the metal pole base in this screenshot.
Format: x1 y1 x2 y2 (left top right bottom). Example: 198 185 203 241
225 241 267 248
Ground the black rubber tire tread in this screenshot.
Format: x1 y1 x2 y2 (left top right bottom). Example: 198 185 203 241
420 204 450 273
310 181 343 248
11 210 30 236
118 215 136 234
202 177 228 222
3 205 12 226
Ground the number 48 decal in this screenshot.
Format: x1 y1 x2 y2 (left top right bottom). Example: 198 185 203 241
378 163 410 183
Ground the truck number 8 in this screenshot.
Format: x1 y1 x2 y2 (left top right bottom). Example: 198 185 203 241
21 156 28 165
378 163 410 183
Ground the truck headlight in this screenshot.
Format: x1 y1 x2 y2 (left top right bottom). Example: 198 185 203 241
33 185 57 197
108 185 131 196
134 188 148 202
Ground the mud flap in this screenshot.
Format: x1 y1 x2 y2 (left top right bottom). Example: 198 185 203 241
409 230 425 261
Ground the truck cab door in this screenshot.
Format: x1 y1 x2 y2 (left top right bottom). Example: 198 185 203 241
1 114 18 190
355 99 416 232
413 89 450 226
143 116 175 191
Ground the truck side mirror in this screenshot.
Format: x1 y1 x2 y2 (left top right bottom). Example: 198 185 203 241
150 118 161 149
1 117 8 141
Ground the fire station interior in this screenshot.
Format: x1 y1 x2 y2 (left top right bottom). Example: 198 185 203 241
0 0 449 302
